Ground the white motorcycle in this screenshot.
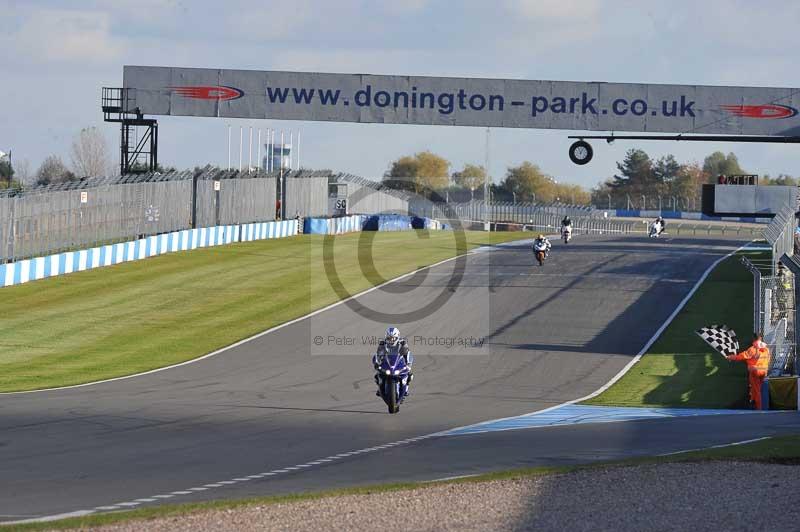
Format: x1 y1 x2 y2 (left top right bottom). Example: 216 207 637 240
561 224 572 244
649 220 664 238
533 239 550 266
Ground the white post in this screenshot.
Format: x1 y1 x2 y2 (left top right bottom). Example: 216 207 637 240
280 130 285 220
227 124 231 170
269 129 274 172
280 131 285 174
296 131 301 170
248 126 253 173
238 126 243 172
267 128 272 172
257 129 262 171
289 130 294 172
484 127 490 230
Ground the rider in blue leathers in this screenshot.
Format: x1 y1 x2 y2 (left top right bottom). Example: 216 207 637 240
373 327 414 399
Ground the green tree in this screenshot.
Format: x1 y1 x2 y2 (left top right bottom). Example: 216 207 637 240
501 162 551 202
413 151 450 192
611 149 654 191
452 163 486 197
762 174 798 186
36 155 73 185
703 151 745 178
653 155 680 185
0 159 14 184
384 151 450 195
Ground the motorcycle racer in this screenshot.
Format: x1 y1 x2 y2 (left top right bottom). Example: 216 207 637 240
373 327 414 399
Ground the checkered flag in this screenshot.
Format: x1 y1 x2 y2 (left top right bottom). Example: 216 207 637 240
695 325 739 357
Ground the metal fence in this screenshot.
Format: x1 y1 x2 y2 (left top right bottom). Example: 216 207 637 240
763 204 796 275
195 173 277 227
0 167 329 263
741 204 799 377
592 191 704 212
284 175 328 218
743 257 796 377
331 175 411 215
410 200 596 223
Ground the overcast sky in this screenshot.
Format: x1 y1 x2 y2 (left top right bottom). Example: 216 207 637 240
2 0 800 187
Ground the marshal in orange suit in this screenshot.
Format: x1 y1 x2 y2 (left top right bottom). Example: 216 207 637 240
726 334 771 409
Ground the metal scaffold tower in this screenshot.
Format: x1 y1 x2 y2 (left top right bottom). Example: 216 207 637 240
102 88 158 174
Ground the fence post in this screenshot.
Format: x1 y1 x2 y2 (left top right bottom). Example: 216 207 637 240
191 173 199 229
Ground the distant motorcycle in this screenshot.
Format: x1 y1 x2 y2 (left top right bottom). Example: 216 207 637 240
533 239 550 266
562 224 572 244
374 345 412 414
649 220 664 238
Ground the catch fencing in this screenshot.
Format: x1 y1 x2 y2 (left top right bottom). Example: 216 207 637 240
741 203 798 377
284 174 329 218
743 255 796 377
410 200 596 223
763 205 796 276
331 175 411 215
0 168 329 263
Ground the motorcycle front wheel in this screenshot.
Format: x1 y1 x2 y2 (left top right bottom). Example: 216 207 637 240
386 378 399 414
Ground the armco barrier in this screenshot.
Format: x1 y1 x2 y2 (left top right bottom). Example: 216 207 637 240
411 216 443 230
610 209 768 223
0 219 298 288
303 215 365 235
364 215 413 231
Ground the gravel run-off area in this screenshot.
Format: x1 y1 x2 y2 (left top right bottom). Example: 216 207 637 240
80 462 800 532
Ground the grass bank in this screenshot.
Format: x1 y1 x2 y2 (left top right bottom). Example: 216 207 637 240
0 230 527 392
584 250 764 409
6 433 797 531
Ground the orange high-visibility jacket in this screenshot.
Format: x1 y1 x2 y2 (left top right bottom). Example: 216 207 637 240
730 341 771 372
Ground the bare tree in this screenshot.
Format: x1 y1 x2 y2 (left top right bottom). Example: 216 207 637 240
15 159 32 186
36 155 73 185
71 126 111 177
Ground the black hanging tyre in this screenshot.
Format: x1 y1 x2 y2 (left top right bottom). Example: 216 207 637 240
386 379 398 414
569 140 593 165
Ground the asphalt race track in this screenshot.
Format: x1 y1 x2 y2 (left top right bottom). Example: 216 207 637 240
5 234 794 523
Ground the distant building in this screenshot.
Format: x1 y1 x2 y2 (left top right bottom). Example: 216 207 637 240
263 143 291 172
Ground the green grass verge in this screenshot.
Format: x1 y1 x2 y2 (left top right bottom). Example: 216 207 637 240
584 250 765 409
6 433 797 531
0 231 527 393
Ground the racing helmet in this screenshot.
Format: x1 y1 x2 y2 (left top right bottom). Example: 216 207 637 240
385 327 400 346
537 234 544 239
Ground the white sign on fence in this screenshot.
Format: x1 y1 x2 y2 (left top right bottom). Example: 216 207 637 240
213 180 221 191
80 191 88 204
124 65 800 136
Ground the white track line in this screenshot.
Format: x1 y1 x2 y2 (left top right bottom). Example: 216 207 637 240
3 239 748 525
658 436 771 456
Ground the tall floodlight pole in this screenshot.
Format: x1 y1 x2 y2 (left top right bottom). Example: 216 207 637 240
280 131 285 175
289 130 294 171
248 126 253 173
257 129 262 171
227 124 231 170
239 126 243 172
484 127 490 230
280 130 285 219
268 129 273 172
269 129 274 172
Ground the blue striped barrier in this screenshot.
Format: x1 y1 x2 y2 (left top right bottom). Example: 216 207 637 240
1 220 299 289
363 215 414 231
303 215 366 235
